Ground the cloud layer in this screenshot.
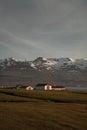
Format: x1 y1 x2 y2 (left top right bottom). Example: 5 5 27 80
0 0 87 60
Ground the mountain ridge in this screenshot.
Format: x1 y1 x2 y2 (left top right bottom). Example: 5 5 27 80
0 57 87 88
0 57 87 71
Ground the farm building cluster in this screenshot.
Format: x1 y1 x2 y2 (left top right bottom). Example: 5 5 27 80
16 83 66 91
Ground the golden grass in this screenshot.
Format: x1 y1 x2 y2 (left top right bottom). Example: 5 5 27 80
0 102 87 130
0 89 87 103
0 92 39 102
0 89 87 130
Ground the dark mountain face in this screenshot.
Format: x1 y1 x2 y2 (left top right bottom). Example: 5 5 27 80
0 57 87 88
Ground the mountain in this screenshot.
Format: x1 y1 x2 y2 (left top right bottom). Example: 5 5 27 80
31 57 87 71
0 57 87 71
0 57 87 88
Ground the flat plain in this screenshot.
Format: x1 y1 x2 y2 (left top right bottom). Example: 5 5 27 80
0 89 87 130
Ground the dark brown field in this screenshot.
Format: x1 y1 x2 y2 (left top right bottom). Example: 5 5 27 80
0 89 87 130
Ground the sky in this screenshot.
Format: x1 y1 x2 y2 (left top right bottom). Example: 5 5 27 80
0 0 87 60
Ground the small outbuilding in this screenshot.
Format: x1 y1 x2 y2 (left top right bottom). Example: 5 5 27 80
26 86 33 90
16 84 33 90
35 83 52 90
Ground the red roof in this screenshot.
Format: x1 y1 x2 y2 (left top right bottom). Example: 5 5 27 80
36 83 51 86
52 86 65 88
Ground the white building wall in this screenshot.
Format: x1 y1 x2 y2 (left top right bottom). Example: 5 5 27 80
45 85 52 90
35 84 52 90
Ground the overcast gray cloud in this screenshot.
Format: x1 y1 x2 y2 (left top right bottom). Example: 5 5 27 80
0 0 87 60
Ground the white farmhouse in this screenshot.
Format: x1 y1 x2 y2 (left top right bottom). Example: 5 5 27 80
35 83 52 90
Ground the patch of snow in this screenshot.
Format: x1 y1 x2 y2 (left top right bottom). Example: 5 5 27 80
69 58 75 62
46 67 51 70
42 57 47 61
44 60 57 66
31 63 37 69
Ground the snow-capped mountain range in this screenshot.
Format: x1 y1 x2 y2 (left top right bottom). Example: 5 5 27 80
0 57 87 88
0 57 87 71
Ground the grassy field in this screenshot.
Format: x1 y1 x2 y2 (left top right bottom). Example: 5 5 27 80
0 89 87 130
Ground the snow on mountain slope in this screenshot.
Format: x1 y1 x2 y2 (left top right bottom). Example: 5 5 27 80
52 58 75 69
0 57 87 71
32 57 57 66
75 59 87 69
32 57 87 70
0 57 17 69
32 57 57 70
